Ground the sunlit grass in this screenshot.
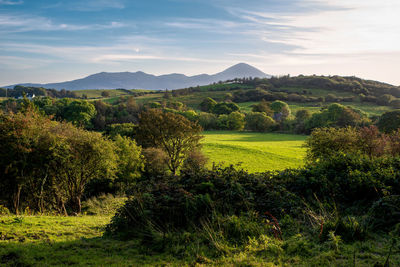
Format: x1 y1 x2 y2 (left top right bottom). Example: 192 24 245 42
202 131 307 172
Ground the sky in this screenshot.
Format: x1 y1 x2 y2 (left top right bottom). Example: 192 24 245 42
1 0 400 86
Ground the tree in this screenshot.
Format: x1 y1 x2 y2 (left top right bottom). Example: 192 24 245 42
106 123 137 139
113 135 144 193
211 102 240 115
217 112 245 130
251 99 273 116
63 100 96 128
199 97 217 112
245 112 275 132
136 109 203 174
378 110 400 133
198 112 218 130
270 100 291 121
101 91 111 97
305 127 360 162
50 123 117 213
0 109 54 213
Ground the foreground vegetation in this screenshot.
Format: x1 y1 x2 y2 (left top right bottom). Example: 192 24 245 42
0 215 187 266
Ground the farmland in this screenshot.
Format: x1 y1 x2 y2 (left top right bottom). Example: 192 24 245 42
202 131 307 172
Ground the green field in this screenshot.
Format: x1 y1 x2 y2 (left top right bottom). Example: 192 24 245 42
202 131 307 172
1 213 397 266
0 215 183 266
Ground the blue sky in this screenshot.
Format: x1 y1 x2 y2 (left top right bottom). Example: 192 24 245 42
1 0 400 85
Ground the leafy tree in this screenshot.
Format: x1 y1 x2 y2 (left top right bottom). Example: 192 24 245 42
305 127 360 162
106 123 137 139
306 103 368 131
198 112 218 130
294 109 312 134
270 100 291 121
199 97 217 112
63 100 96 127
0 109 54 213
251 99 273 116
377 94 394 106
142 147 170 175
136 109 203 174
217 112 245 130
101 91 111 97
113 135 144 193
245 112 275 132
50 123 117 213
377 110 400 133
211 102 240 115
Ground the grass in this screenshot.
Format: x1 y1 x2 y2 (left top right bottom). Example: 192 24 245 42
75 89 151 99
1 215 398 266
202 131 307 172
0 215 184 266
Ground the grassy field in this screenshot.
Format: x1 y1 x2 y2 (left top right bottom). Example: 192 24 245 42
202 131 307 172
1 214 398 266
0 215 183 266
75 89 151 99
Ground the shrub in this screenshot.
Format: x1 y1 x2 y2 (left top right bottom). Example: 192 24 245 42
106 166 303 240
378 110 400 133
0 205 10 215
82 194 127 216
270 100 291 121
245 112 275 132
217 112 245 130
142 147 169 175
199 97 217 112
198 112 218 130
367 195 400 231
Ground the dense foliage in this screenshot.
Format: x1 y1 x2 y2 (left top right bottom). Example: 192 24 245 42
0 108 142 214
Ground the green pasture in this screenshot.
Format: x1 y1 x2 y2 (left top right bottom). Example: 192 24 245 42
0 215 182 266
202 131 307 172
237 101 393 117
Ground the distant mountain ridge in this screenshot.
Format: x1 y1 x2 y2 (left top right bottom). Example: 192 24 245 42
4 63 270 91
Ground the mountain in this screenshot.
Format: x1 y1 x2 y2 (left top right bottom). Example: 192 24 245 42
3 63 270 90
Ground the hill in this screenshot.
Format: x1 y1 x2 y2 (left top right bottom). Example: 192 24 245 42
3 63 270 91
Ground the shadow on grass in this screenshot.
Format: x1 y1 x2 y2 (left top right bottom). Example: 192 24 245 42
0 237 180 266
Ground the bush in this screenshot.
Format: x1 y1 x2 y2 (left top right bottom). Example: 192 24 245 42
0 205 10 215
217 112 245 130
378 110 400 133
106 166 303 240
367 195 400 231
198 112 218 130
142 147 169 175
245 112 275 132
82 194 127 216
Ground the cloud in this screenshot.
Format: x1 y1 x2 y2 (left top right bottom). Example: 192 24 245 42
0 0 23 5
228 0 400 56
70 0 125 11
0 14 126 32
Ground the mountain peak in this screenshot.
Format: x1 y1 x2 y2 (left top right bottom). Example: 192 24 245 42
215 63 268 80
4 63 270 90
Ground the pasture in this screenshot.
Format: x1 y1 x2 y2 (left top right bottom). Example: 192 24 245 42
202 131 307 172
0 215 181 266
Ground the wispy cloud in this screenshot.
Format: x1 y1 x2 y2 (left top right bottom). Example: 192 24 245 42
0 0 23 5
0 14 126 32
69 0 125 11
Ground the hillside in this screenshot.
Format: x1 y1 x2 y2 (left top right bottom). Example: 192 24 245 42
128 75 400 116
3 63 270 91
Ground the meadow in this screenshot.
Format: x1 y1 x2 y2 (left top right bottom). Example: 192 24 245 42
202 131 307 172
0 215 184 266
1 214 398 266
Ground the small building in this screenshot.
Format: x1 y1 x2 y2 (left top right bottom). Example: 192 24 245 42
17 94 35 100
